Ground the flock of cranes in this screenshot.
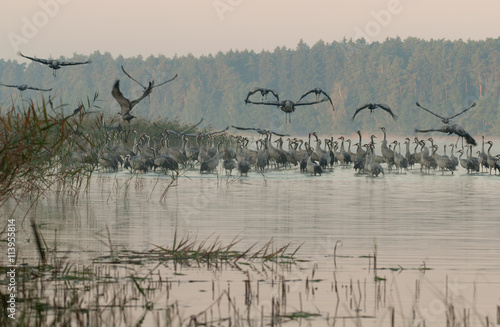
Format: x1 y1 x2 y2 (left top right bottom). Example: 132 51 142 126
5 52 495 178
62 120 500 178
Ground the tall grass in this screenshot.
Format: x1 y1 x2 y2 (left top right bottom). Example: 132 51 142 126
0 98 87 204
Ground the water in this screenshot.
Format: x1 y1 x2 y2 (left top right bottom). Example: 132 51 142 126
3 153 500 326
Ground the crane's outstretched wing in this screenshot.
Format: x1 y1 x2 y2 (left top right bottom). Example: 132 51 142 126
447 102 477 120
180 117 203 134
415 125 476 145
449 124 477 146
154 74 178 88
0 83 18 88
245 99 281 106
293 97 329 107
462 132 477 146
27 86 52 92
415 127 446 134
416 102 446 120
121 66 146 89
269 131 289 137
203 126 229 136
18 52 51 64
231 125 289 136
376 103 398 120
165 118 204 138
111 80 131 114
129 81 154 108
299 88 334 110
352 104 371 120
58 59 91 66
231 125 261 132
180 126 230 138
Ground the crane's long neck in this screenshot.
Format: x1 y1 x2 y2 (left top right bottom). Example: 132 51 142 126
487 142 493 155
315 139 321 152
181 137 187 151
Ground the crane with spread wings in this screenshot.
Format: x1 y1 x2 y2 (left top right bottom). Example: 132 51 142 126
245 88 333 123
231 125 289 137
416 102 476 124
111 80 154 123
18 52 91 76
0 83 52 92
298 88 334 110
352 103 397 120
415 124 477 146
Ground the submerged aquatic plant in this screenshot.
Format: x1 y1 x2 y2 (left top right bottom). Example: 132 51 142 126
95 233 303 267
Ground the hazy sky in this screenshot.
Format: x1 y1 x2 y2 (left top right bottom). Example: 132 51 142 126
2 0 500 62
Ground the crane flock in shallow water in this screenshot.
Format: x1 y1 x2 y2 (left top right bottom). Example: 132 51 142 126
3 51 495 178
56 121 500 178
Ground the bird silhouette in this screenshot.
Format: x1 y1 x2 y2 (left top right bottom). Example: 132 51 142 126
415 124 477 146
298 88 334 110
121 66 177 91
244 87 279 103
18 52 91 76
0 83 51 92
231 125 289 137
169 125 229 138
352 103 397 120
163 118 204 138
111 80 154 122
246 97 329 123
416 102 476 124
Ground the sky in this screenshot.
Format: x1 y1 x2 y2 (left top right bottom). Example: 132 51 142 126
1 0 500 63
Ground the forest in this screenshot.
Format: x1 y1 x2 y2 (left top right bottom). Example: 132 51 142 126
0 37 499 136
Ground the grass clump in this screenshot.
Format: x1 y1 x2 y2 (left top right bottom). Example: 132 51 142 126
95 233 303 267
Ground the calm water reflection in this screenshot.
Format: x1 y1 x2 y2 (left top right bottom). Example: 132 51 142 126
3 157 500 325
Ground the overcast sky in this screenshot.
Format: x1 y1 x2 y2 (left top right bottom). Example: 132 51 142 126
2 0 500 63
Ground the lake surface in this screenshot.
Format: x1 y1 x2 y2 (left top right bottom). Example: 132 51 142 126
3 143 500 326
